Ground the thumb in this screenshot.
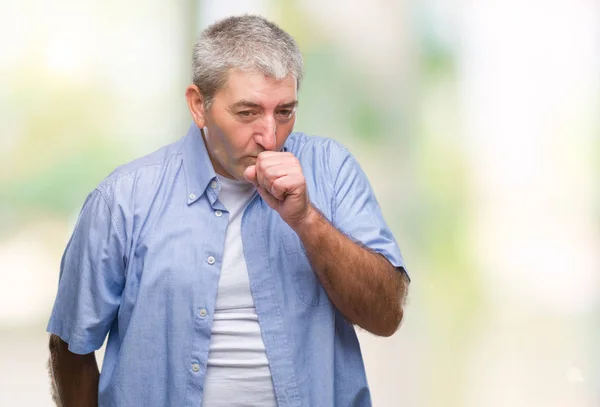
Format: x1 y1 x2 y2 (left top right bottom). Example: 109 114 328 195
243 165 257 185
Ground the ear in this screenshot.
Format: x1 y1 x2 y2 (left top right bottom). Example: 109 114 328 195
185 85 207 128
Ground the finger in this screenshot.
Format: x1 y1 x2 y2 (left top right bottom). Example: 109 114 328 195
255 155 289 177
256 151 296 167
256 163 288 195
256 185 281 209
256 151 284 160
270 173 305 200
243 165 258 185
255 153 302 193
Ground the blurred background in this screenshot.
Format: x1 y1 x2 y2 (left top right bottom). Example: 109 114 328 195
1 0 598 405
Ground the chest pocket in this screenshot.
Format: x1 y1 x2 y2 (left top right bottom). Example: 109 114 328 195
281 230 328 306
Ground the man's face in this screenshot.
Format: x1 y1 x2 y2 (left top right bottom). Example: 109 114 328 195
195 70 298 181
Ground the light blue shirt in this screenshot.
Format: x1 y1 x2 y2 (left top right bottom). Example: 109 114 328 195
47 124 406 407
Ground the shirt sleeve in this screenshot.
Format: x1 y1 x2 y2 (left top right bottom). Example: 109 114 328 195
329 143 409 279
47 188 126 354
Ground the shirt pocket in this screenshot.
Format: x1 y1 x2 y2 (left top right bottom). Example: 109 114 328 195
281 231 328 306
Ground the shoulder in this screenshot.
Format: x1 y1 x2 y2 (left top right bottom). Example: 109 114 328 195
286 132 358 180
286 132 352 165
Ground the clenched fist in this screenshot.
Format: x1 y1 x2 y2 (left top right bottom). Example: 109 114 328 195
243 151 314 228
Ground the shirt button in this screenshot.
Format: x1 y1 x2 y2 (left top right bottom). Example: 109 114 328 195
210 180 218 189
215 210 223 217
207 256 215 265
192 363 200 372
188 193 196 200
199 308 207 317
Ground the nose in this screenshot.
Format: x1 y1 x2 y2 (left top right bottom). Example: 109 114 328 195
256 115 277 151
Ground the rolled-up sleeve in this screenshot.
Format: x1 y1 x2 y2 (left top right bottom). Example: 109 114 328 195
329 143 408 278
47 188 126 354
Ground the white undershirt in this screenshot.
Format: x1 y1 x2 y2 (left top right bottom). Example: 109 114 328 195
202 175 277 407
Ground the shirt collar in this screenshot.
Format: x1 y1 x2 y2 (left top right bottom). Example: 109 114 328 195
181 123 217 205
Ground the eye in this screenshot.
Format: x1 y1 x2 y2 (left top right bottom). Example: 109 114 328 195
277 109 295 119
237 110 257 118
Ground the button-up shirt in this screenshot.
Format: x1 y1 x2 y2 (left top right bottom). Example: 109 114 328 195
47 124 406 406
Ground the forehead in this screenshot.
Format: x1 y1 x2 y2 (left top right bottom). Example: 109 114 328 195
216 69 297 107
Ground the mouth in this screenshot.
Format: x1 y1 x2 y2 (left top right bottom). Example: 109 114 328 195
242 156 258 169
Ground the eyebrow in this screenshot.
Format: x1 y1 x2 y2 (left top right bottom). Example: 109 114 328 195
229 100 298 110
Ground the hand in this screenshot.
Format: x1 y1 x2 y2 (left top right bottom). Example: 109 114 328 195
243 151 314 228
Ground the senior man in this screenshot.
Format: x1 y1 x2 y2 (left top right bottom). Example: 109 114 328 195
47 14 409 407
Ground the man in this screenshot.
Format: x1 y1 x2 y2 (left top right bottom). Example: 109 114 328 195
47 14 409 407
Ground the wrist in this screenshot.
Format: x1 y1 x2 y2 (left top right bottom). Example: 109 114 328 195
289 204 321 235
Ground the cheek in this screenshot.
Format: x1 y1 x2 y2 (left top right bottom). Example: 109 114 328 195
210 118 246 151
221 126 257 158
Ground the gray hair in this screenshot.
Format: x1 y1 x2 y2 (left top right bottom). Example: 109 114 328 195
192 15 304 110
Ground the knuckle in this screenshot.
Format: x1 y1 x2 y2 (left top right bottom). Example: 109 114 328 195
271 180 284 196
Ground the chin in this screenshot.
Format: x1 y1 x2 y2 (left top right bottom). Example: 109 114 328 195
228 166 247 181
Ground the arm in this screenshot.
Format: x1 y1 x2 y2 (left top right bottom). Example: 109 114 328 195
48 334 99 407
244 150 409 336
292 206 408 336
46 189 126 405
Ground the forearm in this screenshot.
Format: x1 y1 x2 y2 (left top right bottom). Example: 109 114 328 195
292 206 408 336
48 335 99 407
